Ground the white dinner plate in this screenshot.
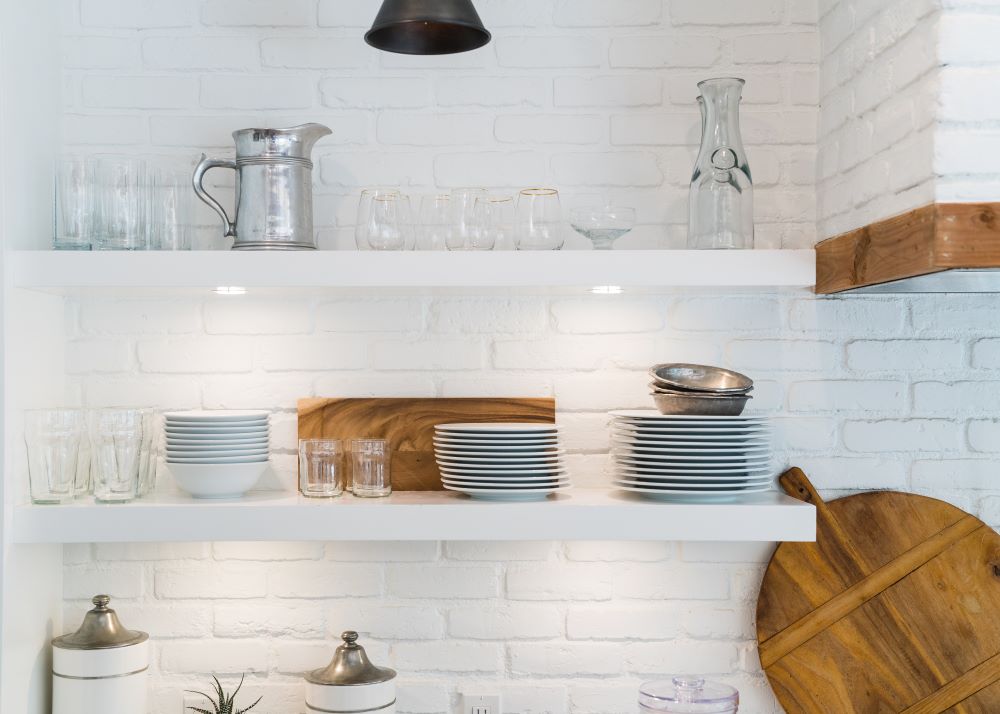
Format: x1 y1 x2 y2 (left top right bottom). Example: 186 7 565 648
442 477 571 487
615 466 771 477
434 436 559 448
437 460 566 471
615 477 771 490
166 448 269 457
616 481 772 493
613 475 773 486
435 423 558 434
614 451 770 463
165 426 270 436
435 448 565 459
612 442 770 455
166 455 270 464
442 484 570 500
167 437 270 447
165 410 269 423
440 466 567 477
441 473 572 483
610 410 767 421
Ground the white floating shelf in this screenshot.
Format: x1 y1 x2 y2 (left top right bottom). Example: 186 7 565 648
11 249 816 294
14 489 815 543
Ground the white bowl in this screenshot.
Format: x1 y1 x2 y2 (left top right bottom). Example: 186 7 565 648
167 454 269 464
164 410 269 423
168 461 268 499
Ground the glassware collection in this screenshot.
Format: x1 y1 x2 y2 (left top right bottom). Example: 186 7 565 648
53 156 193 251
25 408 154 504
298 438 393 499
51 78 755 253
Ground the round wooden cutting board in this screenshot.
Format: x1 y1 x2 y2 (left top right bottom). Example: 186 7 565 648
757 467 1000 713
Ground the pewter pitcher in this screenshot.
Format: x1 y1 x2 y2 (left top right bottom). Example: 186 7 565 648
193 123 331 250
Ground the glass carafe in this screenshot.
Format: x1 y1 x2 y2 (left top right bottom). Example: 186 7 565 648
687 78 754 250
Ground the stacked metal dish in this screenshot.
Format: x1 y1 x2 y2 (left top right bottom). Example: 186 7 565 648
610 410 771 501
433 423 571 501
649 363 754 416
164 410 270 499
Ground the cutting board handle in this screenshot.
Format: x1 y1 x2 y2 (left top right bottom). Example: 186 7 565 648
779 467 825 505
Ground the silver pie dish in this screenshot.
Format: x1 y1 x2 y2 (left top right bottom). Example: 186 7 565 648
651 392 751 416
649 363 753 394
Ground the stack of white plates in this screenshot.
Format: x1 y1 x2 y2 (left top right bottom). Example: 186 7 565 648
609 410 772 501
434 423 571 501
165 410 270 499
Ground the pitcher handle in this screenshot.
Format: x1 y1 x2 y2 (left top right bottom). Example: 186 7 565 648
192 154 237 238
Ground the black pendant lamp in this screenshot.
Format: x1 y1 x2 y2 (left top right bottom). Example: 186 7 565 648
365 0 492 55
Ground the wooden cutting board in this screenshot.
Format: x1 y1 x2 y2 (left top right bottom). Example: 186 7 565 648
297 397 556 491
757 467 1000 713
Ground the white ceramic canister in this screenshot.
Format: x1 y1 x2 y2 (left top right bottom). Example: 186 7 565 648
305 631 396 713
52 595 149 714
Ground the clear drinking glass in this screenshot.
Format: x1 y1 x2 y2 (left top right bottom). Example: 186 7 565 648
449 188 487 250
366 192 409 251
95 157 149 251
299 439 345 498
89 409 143 503
417 194 452 251
516 188 564 250
148 164 192 250
687 77 754 250
351 439 391 498
137 410 157 497
75 435 92 498
569 204 636 250
475 194 515 251
25 410 86 504
53 156 96 251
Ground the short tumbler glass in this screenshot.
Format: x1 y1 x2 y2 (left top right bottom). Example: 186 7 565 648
25 409 86 504
299 439 345 498
351 439 391 498
89 409 144 503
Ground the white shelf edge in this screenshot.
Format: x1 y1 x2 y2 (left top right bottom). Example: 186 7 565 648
13 489 816 543
10 249 816 292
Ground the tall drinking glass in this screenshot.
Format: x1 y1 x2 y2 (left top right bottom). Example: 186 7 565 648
148 165 192 250
417 194 452 251
448 188 487 250
25 410 85 504
96 157 149 250
89 409 143 503
53 156 96 251
516 188 564 250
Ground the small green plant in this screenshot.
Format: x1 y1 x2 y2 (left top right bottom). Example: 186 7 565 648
186 674 262 714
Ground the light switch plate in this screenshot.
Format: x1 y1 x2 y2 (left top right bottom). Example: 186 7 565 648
462 692 501 714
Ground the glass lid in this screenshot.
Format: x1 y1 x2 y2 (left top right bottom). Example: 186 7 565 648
639 677 739 713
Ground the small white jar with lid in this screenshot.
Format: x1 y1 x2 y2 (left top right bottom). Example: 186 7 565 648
305 631 397 713
52 594 149 714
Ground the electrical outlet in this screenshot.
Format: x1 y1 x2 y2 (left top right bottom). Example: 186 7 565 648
462 692 501 714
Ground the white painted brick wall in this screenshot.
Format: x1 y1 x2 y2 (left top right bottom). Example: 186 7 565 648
816 0 939 238
59 0 820 249
59 290 1000 714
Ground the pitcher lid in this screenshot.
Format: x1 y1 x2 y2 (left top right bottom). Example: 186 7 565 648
52 595 149 650
306 631 397 686
232 123 332 160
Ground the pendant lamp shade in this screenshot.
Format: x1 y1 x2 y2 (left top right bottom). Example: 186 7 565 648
365 0 492 55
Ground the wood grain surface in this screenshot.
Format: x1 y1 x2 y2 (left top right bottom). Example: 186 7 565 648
297 397 556 491
757 467 1000 713
815 202 1000 293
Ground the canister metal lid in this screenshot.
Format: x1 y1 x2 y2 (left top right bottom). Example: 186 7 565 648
306 631 397 686
52 595 149 650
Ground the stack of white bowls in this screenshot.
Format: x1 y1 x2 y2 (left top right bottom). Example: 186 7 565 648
434 423 571 501
610 410 772 502
164 410 270 499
